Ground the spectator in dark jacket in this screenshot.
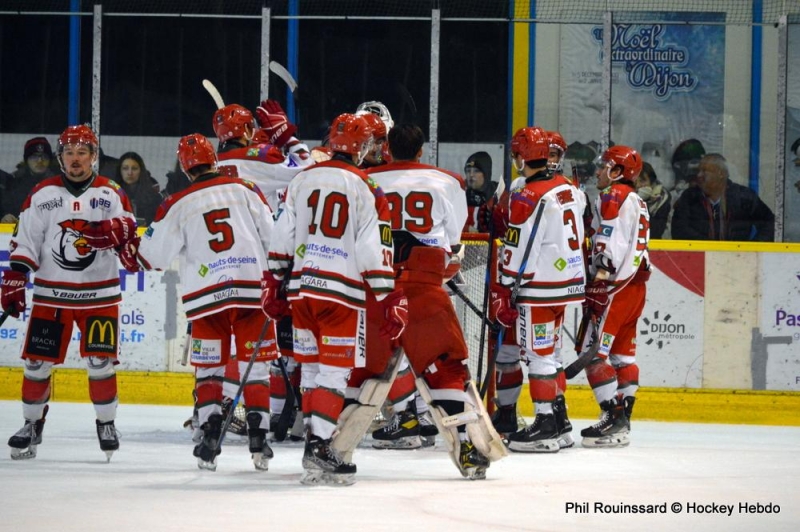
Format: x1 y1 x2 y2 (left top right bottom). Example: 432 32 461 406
1 137 57 223
463 151 498 232
671 154 774 241
113 152 163 225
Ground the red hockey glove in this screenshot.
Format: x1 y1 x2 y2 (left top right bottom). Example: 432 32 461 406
490 283 518 328
82 217 137 250
255 99 297 149
1 270 27 318
478 200 508 235
261 271 290 320
379 289 409 340
584 279 609 317
118 236 141 272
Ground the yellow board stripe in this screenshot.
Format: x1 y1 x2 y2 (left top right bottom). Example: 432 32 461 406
2 367 798 426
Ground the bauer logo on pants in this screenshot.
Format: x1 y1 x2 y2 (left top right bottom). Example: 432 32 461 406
85 317 117 354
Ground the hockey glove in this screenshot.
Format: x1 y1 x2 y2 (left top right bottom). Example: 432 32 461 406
478 200 508 235
261 271 290 321
379 289 409 340
490 283 518 328
82 217 137 250
1 269 27 318
584 279 610 318
255 100 297 149
118 236 141 272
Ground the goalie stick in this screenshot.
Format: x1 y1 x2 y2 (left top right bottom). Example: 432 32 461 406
480 198 546 399
202 79 225 110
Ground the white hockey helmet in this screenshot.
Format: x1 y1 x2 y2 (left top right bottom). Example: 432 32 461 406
356 101 394 132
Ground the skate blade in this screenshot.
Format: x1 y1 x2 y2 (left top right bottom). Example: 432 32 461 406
557 433 575 449
420 435 436 448
197 457 218 471
300 469 356 486
463 466 487 481
252 452 270 471
104 450 115 463
506 438 560 453
581 432 630 448
371 435 422 450
10 446 37 460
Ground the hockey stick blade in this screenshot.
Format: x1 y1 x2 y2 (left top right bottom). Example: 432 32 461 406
202 79 225 110
272 355 295 442
269 61 298 93
564 341 601 380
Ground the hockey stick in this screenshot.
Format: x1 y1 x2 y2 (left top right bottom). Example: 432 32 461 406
271 354 296 442
179 322 192 366
269 61 298 94
480 198 546 399
564 314 603 379
0 309 11 328
446 280 500 335
202 79 225 110
214 317 272 451
475 177 506 387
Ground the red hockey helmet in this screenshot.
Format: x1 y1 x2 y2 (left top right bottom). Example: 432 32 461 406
547 131 567 154
329 113 373 156
177 133 217 174
355 111 387 141
58 124 98 154
212 104 255 143
510 126 549 163
599 145 643 180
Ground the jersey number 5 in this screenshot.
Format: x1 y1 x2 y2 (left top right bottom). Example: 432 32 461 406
203 208 235 253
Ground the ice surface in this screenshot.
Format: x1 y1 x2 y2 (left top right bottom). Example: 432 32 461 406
1 401 798 531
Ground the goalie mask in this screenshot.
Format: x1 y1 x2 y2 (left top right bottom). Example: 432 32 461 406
510 126 549 172
213 104 255 143
177 133 218 176
329 113 374 166
546 131 567 174
356 101 394 132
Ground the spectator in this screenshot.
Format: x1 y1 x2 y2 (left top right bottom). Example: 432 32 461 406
98 148 120 180
671 153 774 242
113 152 163 225
1 137 57 223
464 151 497 232
635 162 671 239
671 138 705 191
164 158 191 197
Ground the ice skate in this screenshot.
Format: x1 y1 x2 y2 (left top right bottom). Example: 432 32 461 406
8 405 48 460
196 413 223 471
96 419 120 462
301 435 356 486
247 412 274 471
458 441 489 480
581 398 630 448
506 413 560 453
490 403 519 435
371 406 422 450
553 395 575 449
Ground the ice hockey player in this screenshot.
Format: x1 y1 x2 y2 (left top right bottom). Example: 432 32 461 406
489 126 587 453
118 133 278 471
342 123 506 479
579 145 650 448
2 124 136 461
355 100 393 168
263 112 408 486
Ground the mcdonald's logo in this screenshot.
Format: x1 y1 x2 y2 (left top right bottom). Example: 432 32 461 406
504 226 520 247
379 224 393 246
85 317 117 353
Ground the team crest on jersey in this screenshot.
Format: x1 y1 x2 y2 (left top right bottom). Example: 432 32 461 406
52 219 97 271
247 148 259 157
599 224 614 237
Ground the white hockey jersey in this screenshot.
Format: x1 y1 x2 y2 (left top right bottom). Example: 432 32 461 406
366 161 467 252
9 175 135 309
500 172 587 306
218 142 313 211
268 159 395 309
136 174 274 320
590 182 650 292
